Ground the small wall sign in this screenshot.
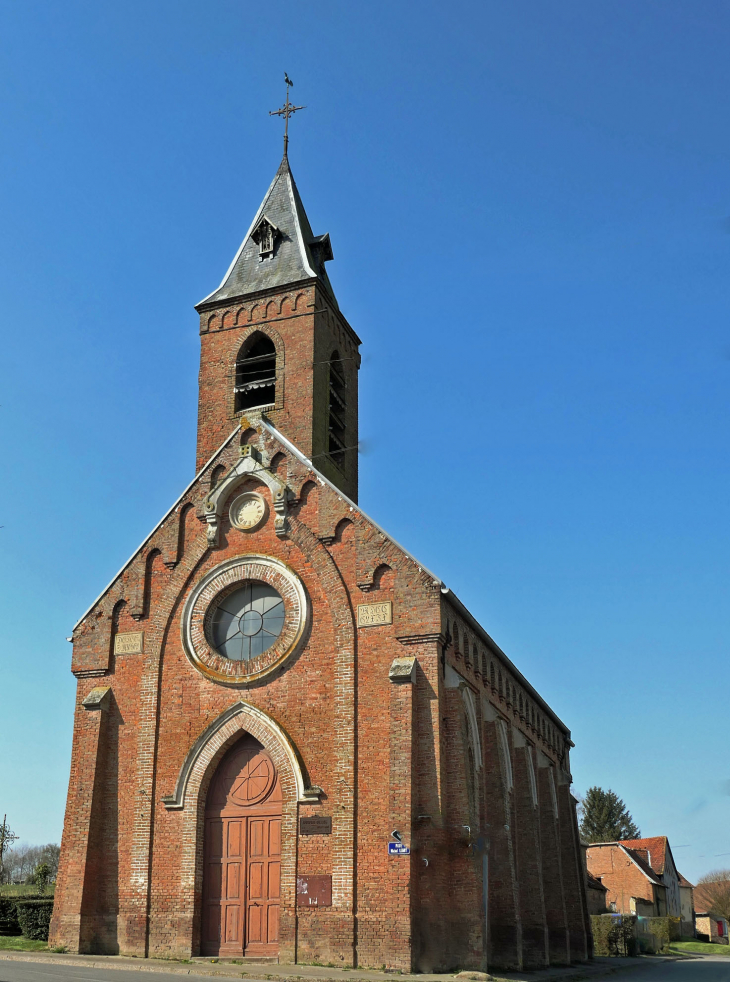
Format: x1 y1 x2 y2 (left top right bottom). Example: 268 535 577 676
297 875 332 907
300 816 332 836
388 842 411 856
114 631 144 655
357 601 393 628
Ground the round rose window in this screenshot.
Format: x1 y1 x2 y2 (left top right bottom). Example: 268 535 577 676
209 582 285 661
182 555 307 686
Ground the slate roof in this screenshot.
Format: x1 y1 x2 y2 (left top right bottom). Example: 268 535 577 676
621 837 670 875
197 156 338 309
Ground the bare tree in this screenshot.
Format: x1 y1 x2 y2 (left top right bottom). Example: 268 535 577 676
695 870 730 922
0 841 61 885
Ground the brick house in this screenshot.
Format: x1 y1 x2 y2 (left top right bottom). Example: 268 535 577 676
586 837 682 919
695 913 729 945
49 150 590 972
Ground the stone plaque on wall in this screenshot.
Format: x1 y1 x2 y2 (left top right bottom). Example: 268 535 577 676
114 631 144 655
357 601 392 628
300 815 332 835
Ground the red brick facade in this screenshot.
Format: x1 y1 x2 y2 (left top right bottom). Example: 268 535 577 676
50 157 590 972
585 838 682 920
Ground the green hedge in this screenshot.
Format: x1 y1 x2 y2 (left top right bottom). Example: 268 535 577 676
643 916 681 946
0 895 49 936
591 914 638 957
13 900 54 941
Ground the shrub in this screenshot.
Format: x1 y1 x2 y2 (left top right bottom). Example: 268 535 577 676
0 893 50 936
591 914 638 957
14 899 54 941
644 916 681 948
0 896 21 936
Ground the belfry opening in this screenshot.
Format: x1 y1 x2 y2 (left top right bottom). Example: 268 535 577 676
235 334 277 413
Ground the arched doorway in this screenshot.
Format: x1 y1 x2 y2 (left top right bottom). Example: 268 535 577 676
202 734 282 957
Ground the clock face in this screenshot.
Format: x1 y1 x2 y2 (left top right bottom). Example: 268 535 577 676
229 491 267 532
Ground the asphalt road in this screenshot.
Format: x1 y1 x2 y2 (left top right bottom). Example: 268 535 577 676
0 964 219 982
589 957 730 982
1 958 730 982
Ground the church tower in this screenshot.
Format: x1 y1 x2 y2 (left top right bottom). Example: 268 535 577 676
195 155 360 502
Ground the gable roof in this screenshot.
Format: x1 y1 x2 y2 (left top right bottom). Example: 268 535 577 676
196 155 338 309
624 847 664 886
677 873 694 889
70 414 571 738
620 837 671 876
585 842 664 886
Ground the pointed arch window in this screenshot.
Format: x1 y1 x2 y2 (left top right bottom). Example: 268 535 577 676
327 350 347 466
235 334 276 412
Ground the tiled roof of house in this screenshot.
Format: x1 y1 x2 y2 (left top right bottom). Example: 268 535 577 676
620 836 669 874
624 848 664 886
677 872 694 889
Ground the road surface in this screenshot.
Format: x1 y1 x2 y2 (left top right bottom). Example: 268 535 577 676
0 957 729 982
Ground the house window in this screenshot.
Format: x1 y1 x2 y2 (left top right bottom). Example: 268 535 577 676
328 351 347 466
235 335 276 412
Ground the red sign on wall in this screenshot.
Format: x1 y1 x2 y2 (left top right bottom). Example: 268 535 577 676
296 875 332 907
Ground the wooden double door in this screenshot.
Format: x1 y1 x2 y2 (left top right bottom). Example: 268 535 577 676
202 736 282 958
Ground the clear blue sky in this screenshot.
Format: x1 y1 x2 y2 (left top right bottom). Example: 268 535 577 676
1 1 728 883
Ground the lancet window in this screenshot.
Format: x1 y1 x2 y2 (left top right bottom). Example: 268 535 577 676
235 334 277 412
327 350 347 466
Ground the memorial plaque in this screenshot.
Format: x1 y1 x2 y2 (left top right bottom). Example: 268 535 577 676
357 601 393 628
300 815 332 836
114 631 144 655
297 875 332 907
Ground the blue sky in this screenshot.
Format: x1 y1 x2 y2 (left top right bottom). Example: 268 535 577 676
1 0 728 882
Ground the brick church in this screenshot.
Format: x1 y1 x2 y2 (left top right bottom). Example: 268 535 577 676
50 140 591 971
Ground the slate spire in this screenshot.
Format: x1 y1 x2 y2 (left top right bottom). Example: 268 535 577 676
197 156 336 309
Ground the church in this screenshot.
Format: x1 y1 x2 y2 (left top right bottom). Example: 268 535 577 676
50 127 591 972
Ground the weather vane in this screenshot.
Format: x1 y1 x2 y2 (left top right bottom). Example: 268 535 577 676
269 73 305 158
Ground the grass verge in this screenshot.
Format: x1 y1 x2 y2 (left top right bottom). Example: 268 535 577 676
669 940 730 957
0 936 50 952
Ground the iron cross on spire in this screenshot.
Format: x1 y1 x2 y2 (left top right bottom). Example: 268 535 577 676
269 73 305 158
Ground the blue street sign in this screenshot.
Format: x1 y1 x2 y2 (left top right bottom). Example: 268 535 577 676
388 841 410 855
